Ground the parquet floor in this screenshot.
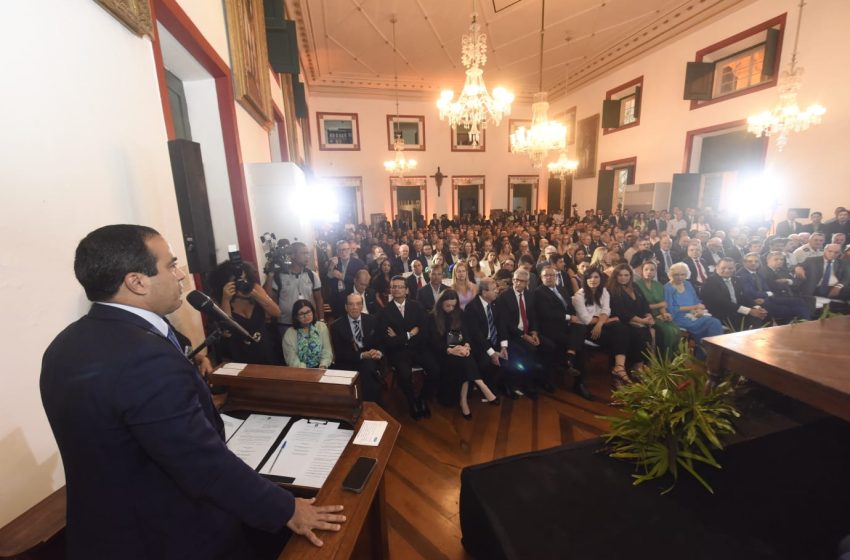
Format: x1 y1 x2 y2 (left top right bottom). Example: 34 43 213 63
379 370 619 560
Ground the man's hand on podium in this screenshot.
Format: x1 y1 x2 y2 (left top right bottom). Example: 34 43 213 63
287 497 346 547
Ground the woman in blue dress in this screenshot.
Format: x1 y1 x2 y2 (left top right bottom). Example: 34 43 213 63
663 262 723 359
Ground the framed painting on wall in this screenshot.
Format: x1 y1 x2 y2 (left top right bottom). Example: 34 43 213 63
317 112 360 151
575 113 600 179
387 115 425 150
450 124 485 152
224 0 273 128
507 119 531 152
94 0 152 36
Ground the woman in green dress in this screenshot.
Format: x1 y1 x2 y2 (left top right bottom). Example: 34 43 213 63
634 260 681 358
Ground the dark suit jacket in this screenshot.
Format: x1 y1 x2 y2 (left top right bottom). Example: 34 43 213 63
406 272 429 300
375 299 426 352
416 282 447 312
653 247 679 284
347 286 379 315
776 220 801 238
764 266 799 297
798 256 850 296
684 256 712 292
736 268 772 301
533 285 576 347
463 296 499 364
496 288 538 342
391 256 415 276
330 256 365 294
330 313 379 369
40 304 293 560
701 274 749 325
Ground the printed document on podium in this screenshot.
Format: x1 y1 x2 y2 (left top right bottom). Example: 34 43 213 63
260 419 353 488
226 414 290 470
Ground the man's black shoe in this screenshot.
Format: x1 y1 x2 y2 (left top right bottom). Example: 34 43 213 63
419 398 432 418
565 362 582 377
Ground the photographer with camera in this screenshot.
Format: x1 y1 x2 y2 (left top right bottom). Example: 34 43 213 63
263 242 325 358
208 258 281 365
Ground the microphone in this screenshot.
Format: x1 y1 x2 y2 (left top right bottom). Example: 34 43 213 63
186 290 256 343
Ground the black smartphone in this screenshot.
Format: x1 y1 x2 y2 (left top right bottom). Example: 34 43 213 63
342 457 377 493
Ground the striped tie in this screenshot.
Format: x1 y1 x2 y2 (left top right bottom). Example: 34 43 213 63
486 304 497 347
353 319 363 347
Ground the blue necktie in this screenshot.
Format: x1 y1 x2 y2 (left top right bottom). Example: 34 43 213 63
486 304 497 347
353 319 363 347
166 326 183 353
820 261 833 294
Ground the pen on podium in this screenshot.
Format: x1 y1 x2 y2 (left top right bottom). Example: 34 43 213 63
269 441 287 471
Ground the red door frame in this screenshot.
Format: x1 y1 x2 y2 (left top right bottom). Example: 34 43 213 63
150 0 258 266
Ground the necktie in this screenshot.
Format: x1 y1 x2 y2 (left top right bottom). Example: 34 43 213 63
398 303 405 318
518 292 528 334
418 275 424 288
486 304 497 347
353 319 363 347
696 260 706 283
404 260 410 273
557 273 563 287
754 272 764 292
166 326 183 353
820 261 833 293
724 278 737 304
551 287 568 310
664 251 672 270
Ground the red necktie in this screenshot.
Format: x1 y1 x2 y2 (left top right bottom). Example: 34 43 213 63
418 276 423 288
519 292 528 334
697 260 706 283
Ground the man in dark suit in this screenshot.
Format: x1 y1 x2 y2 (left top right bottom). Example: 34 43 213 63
495 268 542 399
775 209 802 238
376 276 439 419
390 243 414 276
348 269 378 316
534 265 591 399
40 225 343 559
405 259 428 300
801 211 826 234
795 244 850 299
653 236 678 284
327 240 365 318
683 242 711 294
701 258 768 330
824 209 850 240
416 264 447 312
736 252 813 322
330 292 384 404
463 278 506 395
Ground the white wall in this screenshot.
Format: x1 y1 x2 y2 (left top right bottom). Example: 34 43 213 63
307 95 546 219
308 0 849 222
551 0 849 218
0 0 282 526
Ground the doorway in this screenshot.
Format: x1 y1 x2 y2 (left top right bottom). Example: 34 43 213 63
508 175 539 213
457 185 479 218
512 184 533 211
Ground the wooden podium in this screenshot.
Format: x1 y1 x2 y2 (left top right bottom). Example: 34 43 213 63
0 365 399 560
208 364 400 560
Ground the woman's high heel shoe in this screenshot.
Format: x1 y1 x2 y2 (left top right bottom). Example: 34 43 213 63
486 396 501 406
611 365 632 390
461 406 473 420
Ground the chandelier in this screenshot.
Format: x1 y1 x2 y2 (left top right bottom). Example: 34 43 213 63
746 0 825 151
384 16 417 177
510 0 566 167
437 0 514 147
548 152 578 178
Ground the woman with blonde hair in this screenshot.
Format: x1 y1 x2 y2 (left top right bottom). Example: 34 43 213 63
451 262 478 310
479 250 499 278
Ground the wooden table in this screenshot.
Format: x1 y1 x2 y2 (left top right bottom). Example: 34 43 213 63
703 316 850 422
279 402 399 559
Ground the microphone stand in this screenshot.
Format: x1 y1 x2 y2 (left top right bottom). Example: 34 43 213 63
188 325 225 361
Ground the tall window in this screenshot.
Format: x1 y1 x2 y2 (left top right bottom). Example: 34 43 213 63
713 45 766 97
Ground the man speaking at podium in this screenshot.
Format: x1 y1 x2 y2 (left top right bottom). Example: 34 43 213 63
40 225 345 559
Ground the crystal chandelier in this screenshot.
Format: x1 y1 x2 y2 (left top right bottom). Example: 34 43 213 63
384 16 417 177
746 0 825 151
547 152 578 178
437 0 514 147
510 0 566 167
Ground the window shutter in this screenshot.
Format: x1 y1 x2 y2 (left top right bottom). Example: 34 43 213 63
293 80 308 118
762 28 780 79
601 99 621 129
266 19 300 75
670 173 701 211
683 62 715 100
633 86 643 120
596 170 616 214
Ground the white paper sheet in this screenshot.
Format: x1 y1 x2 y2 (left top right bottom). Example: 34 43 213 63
322 369 357 379
260 419 353 488
221 362 248 369
319 375 353 385
220 413 245 442
353 420 387 447
226 414 290 470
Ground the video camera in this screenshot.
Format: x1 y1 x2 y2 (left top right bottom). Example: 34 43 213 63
226 245 253 295
260 232 292 276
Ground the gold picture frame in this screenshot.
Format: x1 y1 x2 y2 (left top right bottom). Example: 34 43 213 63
94 0 153 37
224 0 273 128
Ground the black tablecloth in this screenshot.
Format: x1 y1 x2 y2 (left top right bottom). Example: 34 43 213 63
460 419 850 560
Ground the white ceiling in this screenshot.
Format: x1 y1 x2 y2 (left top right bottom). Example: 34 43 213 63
285 0 756 100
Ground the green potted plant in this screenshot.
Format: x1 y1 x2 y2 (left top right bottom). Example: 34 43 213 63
600 343 740 494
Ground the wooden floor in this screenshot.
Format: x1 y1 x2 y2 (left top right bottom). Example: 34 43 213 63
379 370 618 560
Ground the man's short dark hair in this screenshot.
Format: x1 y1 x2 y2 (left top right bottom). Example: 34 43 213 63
74 224 160 302
494 269 513 282
390 275 406 285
